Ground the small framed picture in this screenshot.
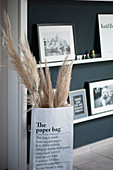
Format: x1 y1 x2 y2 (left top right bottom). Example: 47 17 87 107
69 89 88 120
37 24 76 63
86 79 113 115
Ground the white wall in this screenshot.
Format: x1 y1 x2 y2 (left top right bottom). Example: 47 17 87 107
7 0 20 169
0 0 27 169
7 0 27 169
0 0 8 169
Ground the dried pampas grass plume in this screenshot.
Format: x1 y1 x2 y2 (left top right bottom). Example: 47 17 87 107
54 58 74 107
1 11 40 108
1 11 74 109
45 61 54 108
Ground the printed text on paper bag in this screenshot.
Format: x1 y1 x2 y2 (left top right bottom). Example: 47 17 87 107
33 122 72 169
36 122 62 134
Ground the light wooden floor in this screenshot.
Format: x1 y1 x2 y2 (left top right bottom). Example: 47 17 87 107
73 143 113 170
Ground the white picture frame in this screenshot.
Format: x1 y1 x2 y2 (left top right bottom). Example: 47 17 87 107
98 14 113 59
69 89 88 120
37 24 76 63
88 79 113 115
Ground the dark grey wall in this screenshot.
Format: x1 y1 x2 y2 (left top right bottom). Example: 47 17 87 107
28 0 113 150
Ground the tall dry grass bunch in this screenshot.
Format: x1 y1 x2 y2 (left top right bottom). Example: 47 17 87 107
1 11 74 109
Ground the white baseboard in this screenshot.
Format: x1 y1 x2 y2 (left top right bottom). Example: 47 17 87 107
73 136 113 156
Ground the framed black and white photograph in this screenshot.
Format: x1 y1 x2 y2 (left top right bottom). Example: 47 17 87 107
37 24 76 63
69 89 88 120
87 79 113 115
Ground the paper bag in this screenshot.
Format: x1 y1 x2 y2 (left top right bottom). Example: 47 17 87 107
30 106 73 170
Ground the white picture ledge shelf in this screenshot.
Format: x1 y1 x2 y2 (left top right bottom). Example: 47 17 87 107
73 110 113 124
37 56 113 68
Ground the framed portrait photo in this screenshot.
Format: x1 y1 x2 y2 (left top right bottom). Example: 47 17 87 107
86 79 113 115
37 24 76 63
69 89 88 120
